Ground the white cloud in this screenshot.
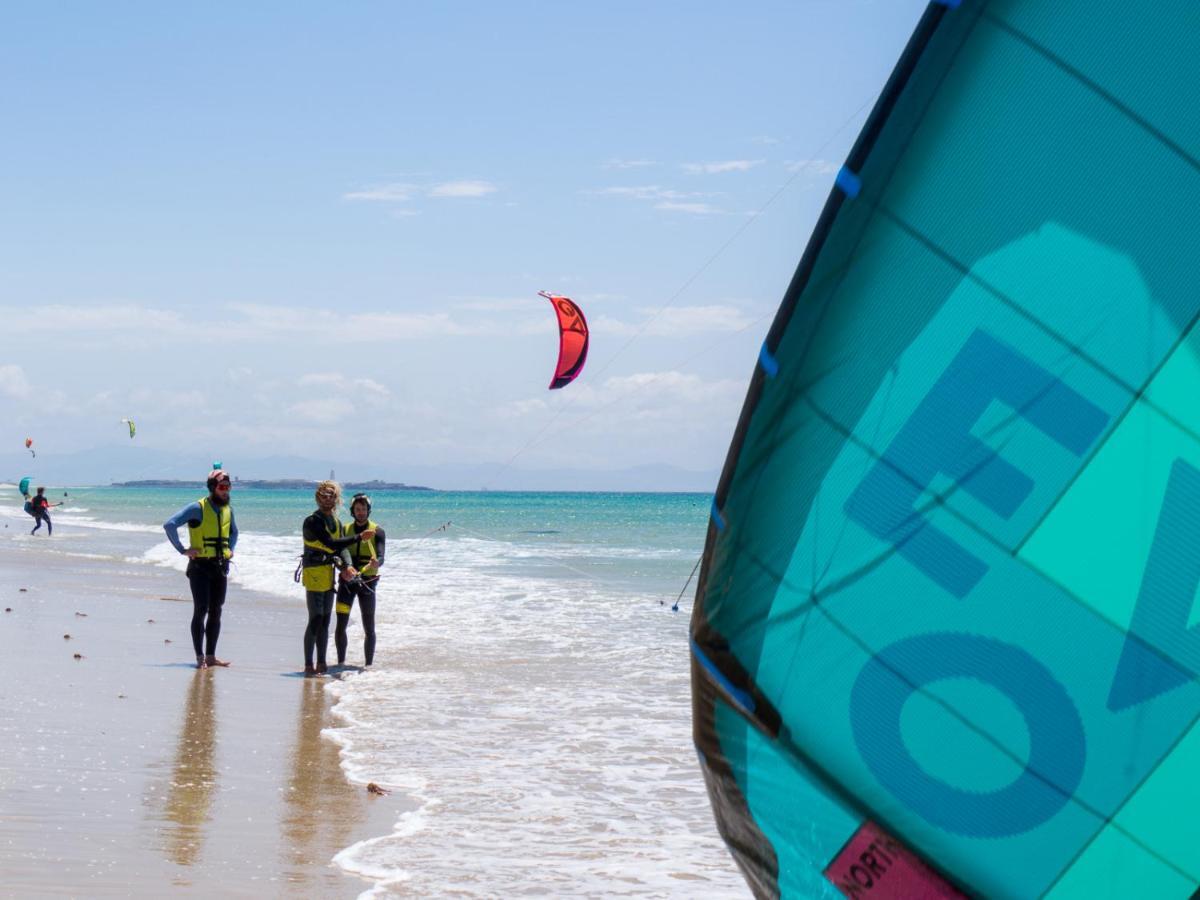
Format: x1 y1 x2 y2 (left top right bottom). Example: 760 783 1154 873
588 185 711 202
0 304 185 333
504 397 549 416
654 200 720 215
750 136 782 146
428 180 498 198
454 296 543 312
601 370 742 402
297 373 390 396
499 371 745 468
602 158 658 169
596 304 755 336
589 184 727 214
286 398 354 424
0 365 31 398
344 177 498 208
343 182 418 202
682 159 764 174
784 158 840 175
225 304 476 340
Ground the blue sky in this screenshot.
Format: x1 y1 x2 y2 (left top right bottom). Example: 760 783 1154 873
0 1 926 487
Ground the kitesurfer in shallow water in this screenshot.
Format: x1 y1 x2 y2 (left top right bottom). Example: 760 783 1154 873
28 486 62 535
163 469 238 668
301 481 373 676
335 493 386 667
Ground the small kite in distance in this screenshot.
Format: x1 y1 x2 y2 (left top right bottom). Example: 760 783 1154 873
121 418 136 439
24 438 34 458
539 291 589 390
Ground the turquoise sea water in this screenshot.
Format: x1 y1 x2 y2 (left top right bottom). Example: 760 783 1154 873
3 486 711 601
26 486 710 545
0 484 745 896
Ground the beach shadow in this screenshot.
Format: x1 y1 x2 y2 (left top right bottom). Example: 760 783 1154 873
158 671 219 870
147 662 205 669
278 665 363 679
281 678 364 887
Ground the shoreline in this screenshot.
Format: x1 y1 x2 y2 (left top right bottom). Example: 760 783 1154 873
0 541 409 897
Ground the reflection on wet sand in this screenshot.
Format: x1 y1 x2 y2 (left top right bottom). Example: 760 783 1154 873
282 678 363 889
159 671 218 871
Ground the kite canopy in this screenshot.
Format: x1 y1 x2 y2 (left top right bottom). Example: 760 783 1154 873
24 438 34 458
18 477 30 497
121 418 136 439
539 291 588 390
691 2 1200 898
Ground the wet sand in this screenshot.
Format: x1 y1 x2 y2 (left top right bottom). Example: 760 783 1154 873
0 544 404 897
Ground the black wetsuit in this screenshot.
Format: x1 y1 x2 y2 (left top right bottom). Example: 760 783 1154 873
188 557 227 658
29 495 51 535
335 523 386 666
302 511 357 670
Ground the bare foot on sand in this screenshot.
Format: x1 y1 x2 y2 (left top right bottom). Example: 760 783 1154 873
196 656 208 669
205 656 231 667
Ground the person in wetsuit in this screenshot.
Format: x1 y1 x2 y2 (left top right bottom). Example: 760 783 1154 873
300 481 373 676
163 469 238 669
335 493 386 667
28 486 62 535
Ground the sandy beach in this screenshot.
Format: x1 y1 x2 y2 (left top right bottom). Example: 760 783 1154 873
0 542 403 897
0 489 745 897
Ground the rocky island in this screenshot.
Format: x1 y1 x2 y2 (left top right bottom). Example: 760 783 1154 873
112 478 434 491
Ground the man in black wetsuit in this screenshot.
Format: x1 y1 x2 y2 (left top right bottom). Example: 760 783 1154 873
29 486 62 535
335 493 386 667
163 469 238 668
300 481 374 676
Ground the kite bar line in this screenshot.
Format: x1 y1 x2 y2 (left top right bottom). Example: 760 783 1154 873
486 96 877 490
666 555 703 613
415 520 452 541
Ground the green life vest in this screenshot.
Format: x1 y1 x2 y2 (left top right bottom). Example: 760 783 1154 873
187 497 231 560
342 519 379 576
301 512 342 592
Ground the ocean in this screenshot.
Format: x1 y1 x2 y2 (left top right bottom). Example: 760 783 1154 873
0 484 746 896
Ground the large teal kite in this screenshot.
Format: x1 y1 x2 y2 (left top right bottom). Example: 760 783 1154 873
691 2 1200 897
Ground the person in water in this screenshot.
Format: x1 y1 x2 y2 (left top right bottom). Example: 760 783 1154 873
28 486 62 535
301 481 373 676
163 469 238 669
335 493 386 668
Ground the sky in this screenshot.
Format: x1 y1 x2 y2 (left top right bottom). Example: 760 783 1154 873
0 0 928 489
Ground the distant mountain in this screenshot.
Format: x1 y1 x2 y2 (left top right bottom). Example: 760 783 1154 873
1 445 718 493
113 478 434 491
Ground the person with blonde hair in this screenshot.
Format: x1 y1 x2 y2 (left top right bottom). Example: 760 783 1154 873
299 480 374 676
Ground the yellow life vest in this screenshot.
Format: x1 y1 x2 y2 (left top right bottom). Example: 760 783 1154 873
342 519 379 577
301 512 342 592
187 497 232 560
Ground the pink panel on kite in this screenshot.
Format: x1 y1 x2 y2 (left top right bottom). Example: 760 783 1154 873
541 292 589 390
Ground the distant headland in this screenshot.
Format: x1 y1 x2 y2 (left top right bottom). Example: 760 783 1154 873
111 478 435 491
